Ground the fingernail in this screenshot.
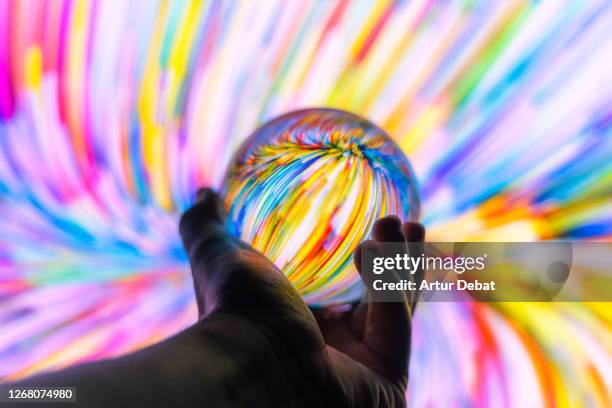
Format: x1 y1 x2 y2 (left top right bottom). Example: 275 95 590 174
196 187 213 203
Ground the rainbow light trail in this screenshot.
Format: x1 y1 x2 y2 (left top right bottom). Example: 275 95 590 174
0 1 611 406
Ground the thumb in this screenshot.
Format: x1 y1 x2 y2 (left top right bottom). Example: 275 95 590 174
179 188 242 317
179 188 234 259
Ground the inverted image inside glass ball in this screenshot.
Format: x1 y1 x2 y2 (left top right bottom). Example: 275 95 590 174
222 108 419 306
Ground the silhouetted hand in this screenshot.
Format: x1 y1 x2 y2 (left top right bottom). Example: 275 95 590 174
11 188 424 408
178 188 425 407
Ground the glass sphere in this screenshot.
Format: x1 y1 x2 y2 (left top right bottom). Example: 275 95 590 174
223 108 419 306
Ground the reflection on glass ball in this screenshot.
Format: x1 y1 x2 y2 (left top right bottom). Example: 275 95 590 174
223 108 419 305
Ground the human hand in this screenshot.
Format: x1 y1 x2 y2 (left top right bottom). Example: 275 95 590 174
179 188 425 407
8 187 423 408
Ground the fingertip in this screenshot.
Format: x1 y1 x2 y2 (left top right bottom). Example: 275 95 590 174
377 215 401 227
387 215 402 224
402 222 425 242
196 187 217 203
195 187 209 202
193 187 224 219
179 188 226 246
373 216 404 243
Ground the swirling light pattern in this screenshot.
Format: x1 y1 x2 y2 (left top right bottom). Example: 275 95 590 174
0 0 610 406
224 108 419 305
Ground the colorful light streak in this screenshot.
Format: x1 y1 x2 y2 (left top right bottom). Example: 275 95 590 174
0 1 610 406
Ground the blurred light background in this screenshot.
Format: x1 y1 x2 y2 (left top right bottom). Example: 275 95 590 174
0 0 610 406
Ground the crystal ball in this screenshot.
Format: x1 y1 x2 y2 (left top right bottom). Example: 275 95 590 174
223 108 419 306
